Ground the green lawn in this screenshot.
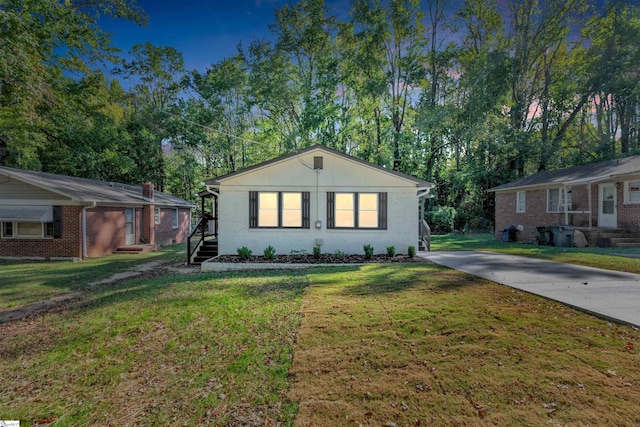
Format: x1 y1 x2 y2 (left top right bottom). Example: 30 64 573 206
0 268 308 425
431 233 640 274
1 242 639 425
0 245 185 310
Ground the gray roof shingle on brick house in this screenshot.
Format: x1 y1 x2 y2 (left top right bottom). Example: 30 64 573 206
489 155 640 192
0 166 193 207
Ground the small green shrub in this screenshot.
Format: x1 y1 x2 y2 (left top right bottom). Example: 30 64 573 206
313 246 321 259
237 246 252 260
386 246 396 257
263 245 276 260
333 250 345 259
408 245 416 258
363 244 374 260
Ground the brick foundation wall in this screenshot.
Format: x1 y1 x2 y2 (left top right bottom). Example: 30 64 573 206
155 208 190 245
0 205 83 259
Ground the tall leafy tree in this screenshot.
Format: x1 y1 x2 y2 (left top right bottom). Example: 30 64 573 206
116 42 185 189
385 0 426 170
0 0 146 167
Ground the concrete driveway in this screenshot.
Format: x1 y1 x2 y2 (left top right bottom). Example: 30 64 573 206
420 251 640 328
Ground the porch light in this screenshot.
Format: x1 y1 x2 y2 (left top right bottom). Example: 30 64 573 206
315 220 322 229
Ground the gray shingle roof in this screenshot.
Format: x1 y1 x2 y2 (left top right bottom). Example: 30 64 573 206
205 145 434 188
0 166 194 208
488 155 640 192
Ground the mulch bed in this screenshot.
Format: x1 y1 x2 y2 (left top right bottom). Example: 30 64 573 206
210 254 428 264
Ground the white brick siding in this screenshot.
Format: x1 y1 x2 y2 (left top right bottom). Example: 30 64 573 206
218 187 418 255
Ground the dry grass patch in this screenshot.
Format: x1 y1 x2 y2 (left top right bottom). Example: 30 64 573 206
289 264 640 426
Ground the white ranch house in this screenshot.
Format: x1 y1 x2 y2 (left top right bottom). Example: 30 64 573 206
188 145 433 264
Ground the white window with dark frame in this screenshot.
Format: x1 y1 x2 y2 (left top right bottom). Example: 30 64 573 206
155 207 161 224
172 208 179 229
249 191 310 229
327 192 387 230
547 187 572 213
516 191 526 213
625 181 640 204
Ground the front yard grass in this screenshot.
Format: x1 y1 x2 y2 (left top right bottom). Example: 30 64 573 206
291 264 640 426
1 269 308 426
2 261 639 425
431 233 640 274
0 245 185 310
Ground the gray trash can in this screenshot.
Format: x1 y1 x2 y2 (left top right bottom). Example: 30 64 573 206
550 225 575 247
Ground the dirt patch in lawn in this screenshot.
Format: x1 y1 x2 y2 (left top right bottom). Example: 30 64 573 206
289 264 640 426
0 260 199 324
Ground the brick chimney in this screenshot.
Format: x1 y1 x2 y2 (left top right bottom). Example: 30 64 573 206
142 182 154 201
142 182 155 245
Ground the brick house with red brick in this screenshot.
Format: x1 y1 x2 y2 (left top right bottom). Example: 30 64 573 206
0 166 193 260
489 156 640 246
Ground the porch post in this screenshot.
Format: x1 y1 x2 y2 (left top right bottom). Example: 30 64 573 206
200 194 206 236
564 184 569 225
214 195 218 238
587 182 597 229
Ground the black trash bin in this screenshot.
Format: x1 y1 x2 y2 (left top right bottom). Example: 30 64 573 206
502 225 518 242
536 226 552 245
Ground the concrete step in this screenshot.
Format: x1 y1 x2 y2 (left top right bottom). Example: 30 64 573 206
611 239 640 248
613 243 640 248
114 244 160 255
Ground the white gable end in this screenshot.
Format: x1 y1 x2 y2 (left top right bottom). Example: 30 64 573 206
220 148 418 189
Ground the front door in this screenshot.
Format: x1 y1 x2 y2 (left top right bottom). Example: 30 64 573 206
598 183 617 228
125 208 135 245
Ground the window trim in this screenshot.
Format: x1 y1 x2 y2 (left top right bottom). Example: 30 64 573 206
624 180 640 204
516 191 526 213
327 192 387 230
547 187 572 213
155 207 161 225
1 221 55 239
249 191 310 229
172 208 179 229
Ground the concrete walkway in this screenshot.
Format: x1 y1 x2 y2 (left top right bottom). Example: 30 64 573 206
420 251 640 328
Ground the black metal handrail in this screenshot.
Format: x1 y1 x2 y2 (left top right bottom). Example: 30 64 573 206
420 218 431 251
187 216 206 264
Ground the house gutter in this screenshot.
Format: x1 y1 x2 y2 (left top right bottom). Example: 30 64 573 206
82 202 97 259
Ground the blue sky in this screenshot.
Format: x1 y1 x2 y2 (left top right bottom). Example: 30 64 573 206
102 0 350 73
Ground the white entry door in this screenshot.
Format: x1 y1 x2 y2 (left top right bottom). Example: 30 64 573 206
598 184 617 228
125 208 135 245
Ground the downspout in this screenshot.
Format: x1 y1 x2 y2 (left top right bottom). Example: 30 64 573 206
82 202 97 259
